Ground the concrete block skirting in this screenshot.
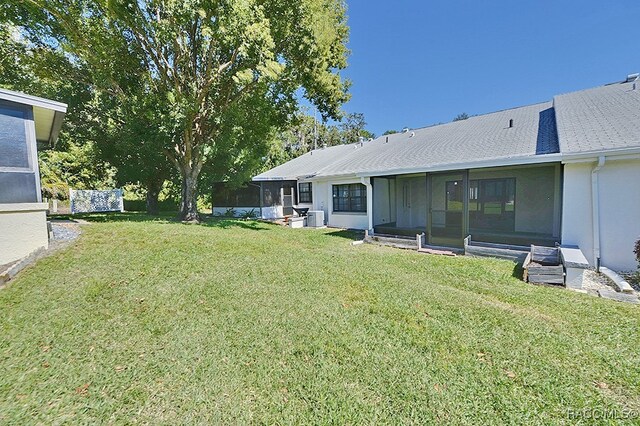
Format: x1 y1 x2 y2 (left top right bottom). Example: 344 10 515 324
560 246 590 290
0 203 49 265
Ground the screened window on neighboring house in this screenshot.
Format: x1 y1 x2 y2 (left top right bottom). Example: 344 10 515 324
298 182 312 203
0 102 39 203
332 184 366 212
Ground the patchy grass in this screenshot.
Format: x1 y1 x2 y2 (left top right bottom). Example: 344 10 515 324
1 215 639 424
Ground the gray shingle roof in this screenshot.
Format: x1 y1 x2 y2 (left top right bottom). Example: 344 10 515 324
255 101 559 180
254 143 359 180
554 80 640 154
255 76 640 181
317 102 559 177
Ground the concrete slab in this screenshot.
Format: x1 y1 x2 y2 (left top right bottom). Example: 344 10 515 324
600 267 635 294
597 289 639 304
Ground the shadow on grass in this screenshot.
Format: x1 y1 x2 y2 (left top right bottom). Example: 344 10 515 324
49 212 174 223
512 262 525 280
323 229 364 241
49 211 277 231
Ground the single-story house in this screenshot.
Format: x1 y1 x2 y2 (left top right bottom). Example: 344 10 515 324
0 89 67 265
251 74 640 272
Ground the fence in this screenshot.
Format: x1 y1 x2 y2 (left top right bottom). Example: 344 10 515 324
69 189 125 214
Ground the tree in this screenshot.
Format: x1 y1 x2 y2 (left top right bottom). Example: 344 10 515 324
91 93 176 215
9 0 350 221
453 112 469 121
382 130 398 135
340 112 375 144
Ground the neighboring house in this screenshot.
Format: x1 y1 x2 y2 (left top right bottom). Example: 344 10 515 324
211 181 297 219
252 74 640 272
0 89 67 265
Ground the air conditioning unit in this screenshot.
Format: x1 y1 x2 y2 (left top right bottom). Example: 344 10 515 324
306 210 325 228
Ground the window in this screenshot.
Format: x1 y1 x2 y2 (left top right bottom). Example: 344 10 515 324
332 184 366 213
298 182 312 203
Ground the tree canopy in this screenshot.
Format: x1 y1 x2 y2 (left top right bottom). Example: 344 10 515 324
7 0 351 220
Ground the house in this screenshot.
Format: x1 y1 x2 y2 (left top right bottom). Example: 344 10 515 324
252 74 640 272
0 89 67 265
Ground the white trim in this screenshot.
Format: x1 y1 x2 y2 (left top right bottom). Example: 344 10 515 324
0 88 67 112
0 202 48 212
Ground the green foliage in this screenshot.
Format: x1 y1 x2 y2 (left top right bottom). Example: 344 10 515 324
6 0 352 220
634 238 640 267
38 142 116 199
453 112 470 121
382 129 398 135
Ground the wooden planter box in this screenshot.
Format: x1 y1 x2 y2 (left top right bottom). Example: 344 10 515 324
523 245 564 285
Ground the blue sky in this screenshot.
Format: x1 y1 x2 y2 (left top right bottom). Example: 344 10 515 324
341 0 640 136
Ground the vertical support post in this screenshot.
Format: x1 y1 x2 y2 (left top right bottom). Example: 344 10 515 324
52 198 58 213
361 177 373 234
426 173 431 245
462 169 470 239
258 182 264 219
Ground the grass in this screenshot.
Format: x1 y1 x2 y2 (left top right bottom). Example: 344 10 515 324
1 214 639 424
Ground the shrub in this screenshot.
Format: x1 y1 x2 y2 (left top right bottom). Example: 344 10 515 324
635 238 640 267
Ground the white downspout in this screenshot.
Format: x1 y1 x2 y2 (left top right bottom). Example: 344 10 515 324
361 177 374 234
591 156 606 272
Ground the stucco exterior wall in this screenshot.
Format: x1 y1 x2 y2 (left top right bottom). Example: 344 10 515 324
309 177 369 229
562 159 640 271
0 203 49 265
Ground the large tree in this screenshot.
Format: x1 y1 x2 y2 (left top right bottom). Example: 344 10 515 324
9 0 350 221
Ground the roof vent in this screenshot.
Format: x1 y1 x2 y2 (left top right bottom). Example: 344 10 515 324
385 136 389 143
624 73 639 83
358 136 366 143
402 127 410 133
409 131 415 138
508 119 514 128
368 138 374 142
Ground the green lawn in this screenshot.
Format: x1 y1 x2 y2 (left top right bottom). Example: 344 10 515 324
1 215 639 424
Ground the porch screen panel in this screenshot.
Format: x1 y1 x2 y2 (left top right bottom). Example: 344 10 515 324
468 165 558 244
0 105 29 168
469 178 516 232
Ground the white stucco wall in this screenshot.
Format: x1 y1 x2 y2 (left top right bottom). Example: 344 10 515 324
0 203 49 265
309 177 369 229
562 159 640 272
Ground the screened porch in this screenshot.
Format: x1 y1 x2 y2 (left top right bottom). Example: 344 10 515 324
372 164 562 247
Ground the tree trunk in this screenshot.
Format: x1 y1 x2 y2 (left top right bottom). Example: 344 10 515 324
179 171 200 222
145 179 162 216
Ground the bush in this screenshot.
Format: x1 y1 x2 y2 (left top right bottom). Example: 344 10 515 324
634 238 640 267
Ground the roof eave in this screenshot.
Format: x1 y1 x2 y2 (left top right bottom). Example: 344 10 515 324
0 89 68 112
351 154 564 178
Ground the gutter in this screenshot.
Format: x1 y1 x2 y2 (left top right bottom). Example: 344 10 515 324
352 153 563 179
591 156 606 272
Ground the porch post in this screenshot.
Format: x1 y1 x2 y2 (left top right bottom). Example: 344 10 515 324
462 169 470 238
361 177 374 234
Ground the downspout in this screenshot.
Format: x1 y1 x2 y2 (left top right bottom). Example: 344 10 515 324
591 156 606 272
361 177 374 234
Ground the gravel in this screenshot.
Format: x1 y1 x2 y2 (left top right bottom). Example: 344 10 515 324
580 269 617 296
51 222 82 242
